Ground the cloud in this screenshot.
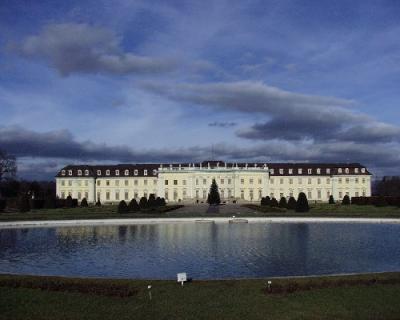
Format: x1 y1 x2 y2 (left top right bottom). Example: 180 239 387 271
143 80 400 144
208 121 237 127
13 23 176 76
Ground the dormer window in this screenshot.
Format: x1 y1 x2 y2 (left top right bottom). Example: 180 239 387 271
345 168 349 174
144 169 148 176
326 168 331 174
134 169 138 176
61 170 66 176
338 168 343 174
288 169 293 174
115 170 120 176
270 169 274 174
279 169 284 174
354 168 359 174
153 169 157 176
124 170 129 176
308 169 312 174
97 170 101 176
85 170 89 176
77 170 82 176
317 168 321 174
106 170 110 176
68 170 72 176
361 168 366 173
298 168 302 174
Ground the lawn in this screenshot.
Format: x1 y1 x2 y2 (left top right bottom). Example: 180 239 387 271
1 273 400 320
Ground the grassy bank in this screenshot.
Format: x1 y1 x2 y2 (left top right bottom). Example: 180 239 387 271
1 273 400 319
245 203 400 218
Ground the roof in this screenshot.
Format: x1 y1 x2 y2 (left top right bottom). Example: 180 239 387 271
56 161 371 178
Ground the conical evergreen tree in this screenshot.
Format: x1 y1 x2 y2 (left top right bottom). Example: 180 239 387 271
296 192 309 212
279 197 287 208
80 198 88 207
118 200 129 213
329 195 335 204
207 179 221 205
270 197 279 207
139 196 148 209
128 198 140 212
342 195 351 205
287 196 297 210
148 194 156 208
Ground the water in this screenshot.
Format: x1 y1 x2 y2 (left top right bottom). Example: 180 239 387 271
1 222 400 279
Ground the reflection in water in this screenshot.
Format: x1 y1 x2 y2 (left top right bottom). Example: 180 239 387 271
0 223 400 279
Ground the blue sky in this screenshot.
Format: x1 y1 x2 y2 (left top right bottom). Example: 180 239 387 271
1 0 400 179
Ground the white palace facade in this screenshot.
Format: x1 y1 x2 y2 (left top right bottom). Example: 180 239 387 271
55 161 372 204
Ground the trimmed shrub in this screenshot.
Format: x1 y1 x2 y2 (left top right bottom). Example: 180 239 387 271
329 195 335 204
160 198 166 206
0 199 6 212
270 197 279 207
278 197 287 208
117 200 129 213
66 195 73 208
18 194 31 212
287 197 297 210
296 192 309 212
148 194 156 208
128 199 140 212
155 197 162 207
261 196 271 206
80 198 88 207
95 200 102 207
342 195 351 205
139 197 148 209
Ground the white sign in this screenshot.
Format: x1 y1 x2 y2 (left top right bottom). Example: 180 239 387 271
177 273 187 284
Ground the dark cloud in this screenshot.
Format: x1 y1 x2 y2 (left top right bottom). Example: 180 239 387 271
143 80 400 144
208 121 237 127
14 23 176 76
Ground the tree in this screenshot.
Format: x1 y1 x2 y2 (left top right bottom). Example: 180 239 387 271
95 199 102 207
0 149 17 182
261 196 271 206
342 195 351 205
128 198 140 212
296 192 309 212
287 197 297 210
80 198 88 207
279 197 287 208
118 200 129 213
18 194 30 212
148 194 156 208
160 197 166 206
65 195 73 208
139 196 148 209
270 197 279 207
207 179 221 205
329 195 335 204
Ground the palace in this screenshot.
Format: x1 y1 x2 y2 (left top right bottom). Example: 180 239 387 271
55 161 372 204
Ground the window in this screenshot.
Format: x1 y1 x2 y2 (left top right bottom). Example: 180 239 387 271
317 190 321 199
228 189 232 198
317 168 321 174
280 192 284 198
61 192 65 199
154 180 157 185
249 179 253 184
361 168 366 173
125 191 129 200
289 168 293 174
61 170 66 176
308 191 312 199
339 191 343 198
174 180 178 185
289 178 293 184
115 170 119 176
241 190 244 199
78 170 82 176
97 192 100 201
326 168 331 174
279 169 284 174
125 170 129 176
97 180 101 186
97 170 101 175
125 180 129 186
338 168 343 174
106 170 110 176
153 169 157 176
85 180 88 186
258 179 262 184
61 180 65 186
134 191 138 199
258 189 262 199
362 178 366 184
106 192 110 200
77 180 82 186
228 179 232 184
327 178 330 184
144 170 148 176
134 180 138 186
355 192 359 197
345 168 349 174
115 180 119 186
84 191 88 199
308 178 311 184
221 179 224 185
298 178 302 184
298 168 302 174
144 191 148 198
183 180 187 186
106 180 110 186
280 178 284 184
249 189 254 200
115 192 119 200
165 180 169 185
270 178 274 184
203 179 207 185
345 178 350 184
203 189 207 199
183 189 187 198
195 190 199 198
144 180 148 186
68 180 72 186
270 169 274 174
196 179 199 186
317 178 321 184
308 168 312 174
165 190 169 200
68 170 72 176
355 168 359 174
134 170 138 176
241 179 244 184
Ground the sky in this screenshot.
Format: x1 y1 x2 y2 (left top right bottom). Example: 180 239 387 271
1 0 400 180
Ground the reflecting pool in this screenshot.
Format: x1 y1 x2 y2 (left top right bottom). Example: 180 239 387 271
1 222 400 279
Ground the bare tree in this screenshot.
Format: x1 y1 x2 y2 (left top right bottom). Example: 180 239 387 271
0 149 17 182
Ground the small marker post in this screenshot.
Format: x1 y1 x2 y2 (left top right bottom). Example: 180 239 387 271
147 285 152 300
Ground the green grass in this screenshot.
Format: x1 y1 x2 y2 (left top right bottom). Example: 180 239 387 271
1 273 400 319
245 203 400 218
